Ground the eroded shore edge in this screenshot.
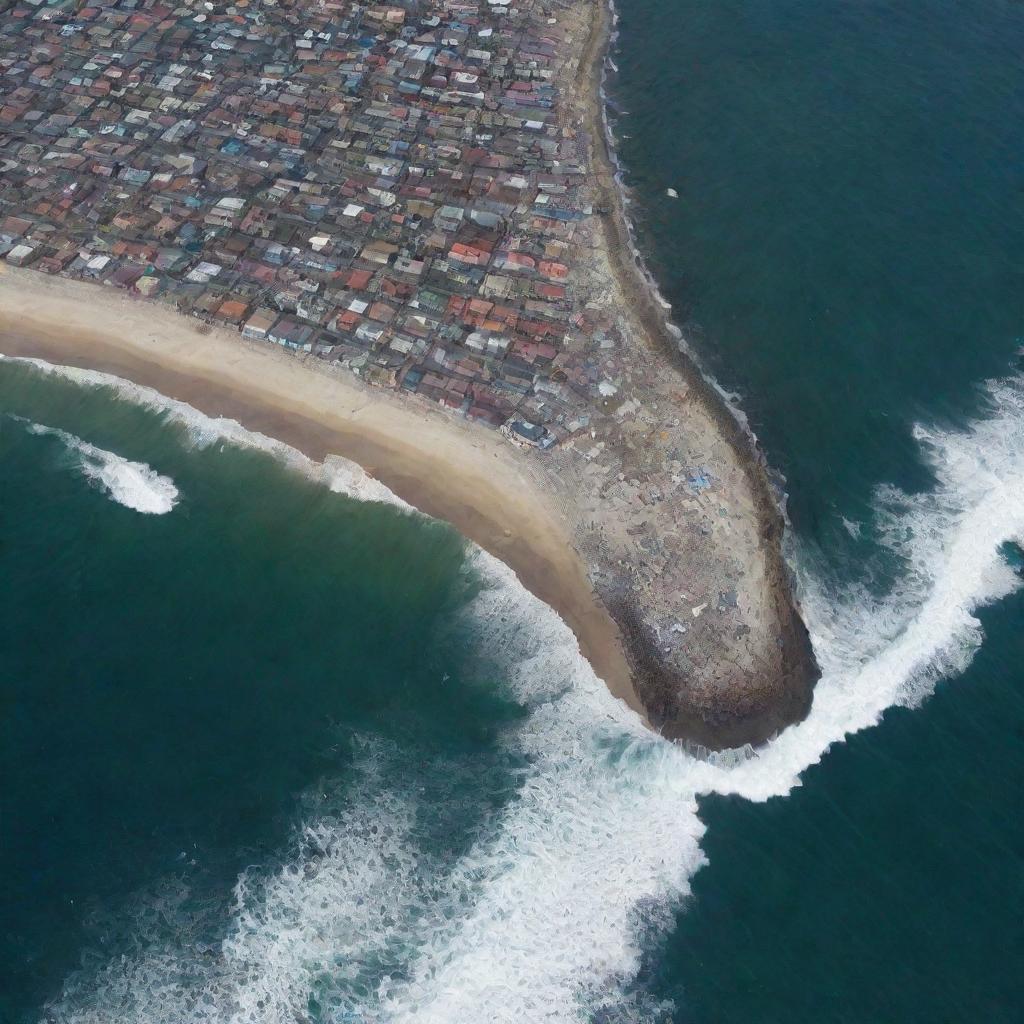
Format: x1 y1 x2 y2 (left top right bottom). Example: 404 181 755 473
577 0 819 749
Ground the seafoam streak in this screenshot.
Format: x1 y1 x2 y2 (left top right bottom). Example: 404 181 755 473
0 355 409 511
705 374 1024 802
321 367 1024 1018
19 419 179 515
19 355 1024 1023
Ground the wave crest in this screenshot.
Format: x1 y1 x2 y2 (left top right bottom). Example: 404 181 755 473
23 420 179 515
17 355 1024 1022
1 355 408 511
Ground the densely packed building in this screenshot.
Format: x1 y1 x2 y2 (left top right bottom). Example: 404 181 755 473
1 0 821 745
0 0 616 446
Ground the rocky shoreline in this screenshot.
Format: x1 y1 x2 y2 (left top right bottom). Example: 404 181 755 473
550 0 819 748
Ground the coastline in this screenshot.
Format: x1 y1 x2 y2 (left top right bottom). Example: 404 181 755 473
0 267 644 723
573 0 818 747
0 0 818 751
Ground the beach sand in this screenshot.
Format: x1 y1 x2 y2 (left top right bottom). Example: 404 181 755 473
0 266 645 721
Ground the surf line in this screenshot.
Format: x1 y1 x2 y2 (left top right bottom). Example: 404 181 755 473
19 417 180 515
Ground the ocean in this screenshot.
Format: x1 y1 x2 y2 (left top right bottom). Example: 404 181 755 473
607 0 1024 1018
2 1 1022 1022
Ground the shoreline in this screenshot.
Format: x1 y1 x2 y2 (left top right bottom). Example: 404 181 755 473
574 0 819 747
0 0 819 751
0 267 645 724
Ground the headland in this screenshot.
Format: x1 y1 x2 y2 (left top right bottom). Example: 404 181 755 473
0 0 816 747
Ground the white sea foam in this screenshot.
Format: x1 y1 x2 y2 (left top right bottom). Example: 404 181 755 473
1 355 409 510
25 354 1024 1023
707 375 1024 801
44 555 698 1024
45 761 450 1024
21 420 179 514
330 369 1024 1015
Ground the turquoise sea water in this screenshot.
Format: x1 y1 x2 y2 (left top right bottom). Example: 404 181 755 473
3 0 1023 1020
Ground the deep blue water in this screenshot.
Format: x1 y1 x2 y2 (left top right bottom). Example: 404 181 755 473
610 0 1024 1018
0 363 518 1021
3 0 1024 1020
611 0 1024 545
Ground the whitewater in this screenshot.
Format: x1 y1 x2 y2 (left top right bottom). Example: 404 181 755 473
0 355 409 511
11 416 179 515
15 356 1024 1024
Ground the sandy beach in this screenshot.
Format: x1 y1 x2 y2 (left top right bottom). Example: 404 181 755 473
0 266 644 720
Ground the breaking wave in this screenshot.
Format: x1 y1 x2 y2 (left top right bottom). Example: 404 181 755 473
713 374 1024 800
0 355 409 511
22 356 1024 1022
43 550 700 1024
20 419 179 515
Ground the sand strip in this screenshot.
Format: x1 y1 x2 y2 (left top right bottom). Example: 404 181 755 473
0 267 644 720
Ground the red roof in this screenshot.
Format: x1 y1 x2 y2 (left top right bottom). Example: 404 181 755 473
345 269 373 290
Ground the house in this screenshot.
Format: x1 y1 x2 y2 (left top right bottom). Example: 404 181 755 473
501 417 554 450
6 243 39 267
267 316 315 351
242 307 279 340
